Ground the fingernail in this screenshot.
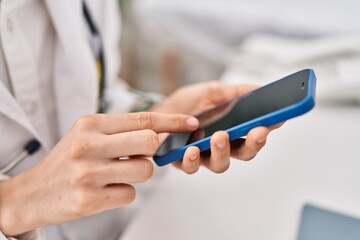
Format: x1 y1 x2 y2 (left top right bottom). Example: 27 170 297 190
187 117 199 128
216 141 226 149
190 155 198 161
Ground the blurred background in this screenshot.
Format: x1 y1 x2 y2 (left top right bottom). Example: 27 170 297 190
116 0 360 239
119 0 360 100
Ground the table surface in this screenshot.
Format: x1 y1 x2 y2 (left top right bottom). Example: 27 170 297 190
120 105 360 240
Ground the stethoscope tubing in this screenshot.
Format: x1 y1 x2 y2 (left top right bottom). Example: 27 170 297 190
0 139 40 175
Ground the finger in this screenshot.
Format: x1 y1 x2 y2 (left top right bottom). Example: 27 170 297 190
269 121 285 131
233 84 259 96
207 82 258 104
75 113 199 135
172 160 182 170
203 131 231 174
99 184 136 211
97 159 153 184
179 146 201 174
231 126 270 161
158 132 170 144
101 129 161 158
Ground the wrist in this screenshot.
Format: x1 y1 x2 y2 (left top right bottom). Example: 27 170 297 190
0 176 36 236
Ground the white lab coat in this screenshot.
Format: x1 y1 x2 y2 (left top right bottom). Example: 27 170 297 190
0 0 138 239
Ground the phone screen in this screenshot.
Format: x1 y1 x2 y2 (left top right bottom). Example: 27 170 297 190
155 69 310 156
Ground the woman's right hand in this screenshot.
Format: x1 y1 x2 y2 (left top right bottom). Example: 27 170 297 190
0 112 199 237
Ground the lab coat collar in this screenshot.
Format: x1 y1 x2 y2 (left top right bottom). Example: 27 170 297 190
0 0 44 149
0 0 99 148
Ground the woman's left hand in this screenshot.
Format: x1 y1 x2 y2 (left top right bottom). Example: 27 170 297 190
151 81 283 174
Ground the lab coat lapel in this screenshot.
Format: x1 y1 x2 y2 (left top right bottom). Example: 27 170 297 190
45 0 98 136
0 82 42 143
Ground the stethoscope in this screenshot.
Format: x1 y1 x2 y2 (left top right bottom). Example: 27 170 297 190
0 139 41 175
0 2 103 175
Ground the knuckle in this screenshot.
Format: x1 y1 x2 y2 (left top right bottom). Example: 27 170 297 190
208 80 221 89
73 115 95 130
135 112 154 129
71 190 95 217
69 164 97 187
207 81 226 102
208 81 221 93
70 139 97 159
141 130 159 155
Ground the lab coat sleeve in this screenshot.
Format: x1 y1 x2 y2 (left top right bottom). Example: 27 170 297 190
0 230 42 240
0 175 43 240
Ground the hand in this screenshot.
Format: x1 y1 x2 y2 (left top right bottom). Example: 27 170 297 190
152 81 283 174
151 81 257 115
0 112 199 236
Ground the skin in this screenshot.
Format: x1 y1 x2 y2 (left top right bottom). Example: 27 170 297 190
152 81 282 174
0 81 281 237
0 113 199 236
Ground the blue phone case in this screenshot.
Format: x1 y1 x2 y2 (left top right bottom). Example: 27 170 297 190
154 69 316 166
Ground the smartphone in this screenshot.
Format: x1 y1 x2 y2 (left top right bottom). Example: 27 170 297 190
154 69 316 166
